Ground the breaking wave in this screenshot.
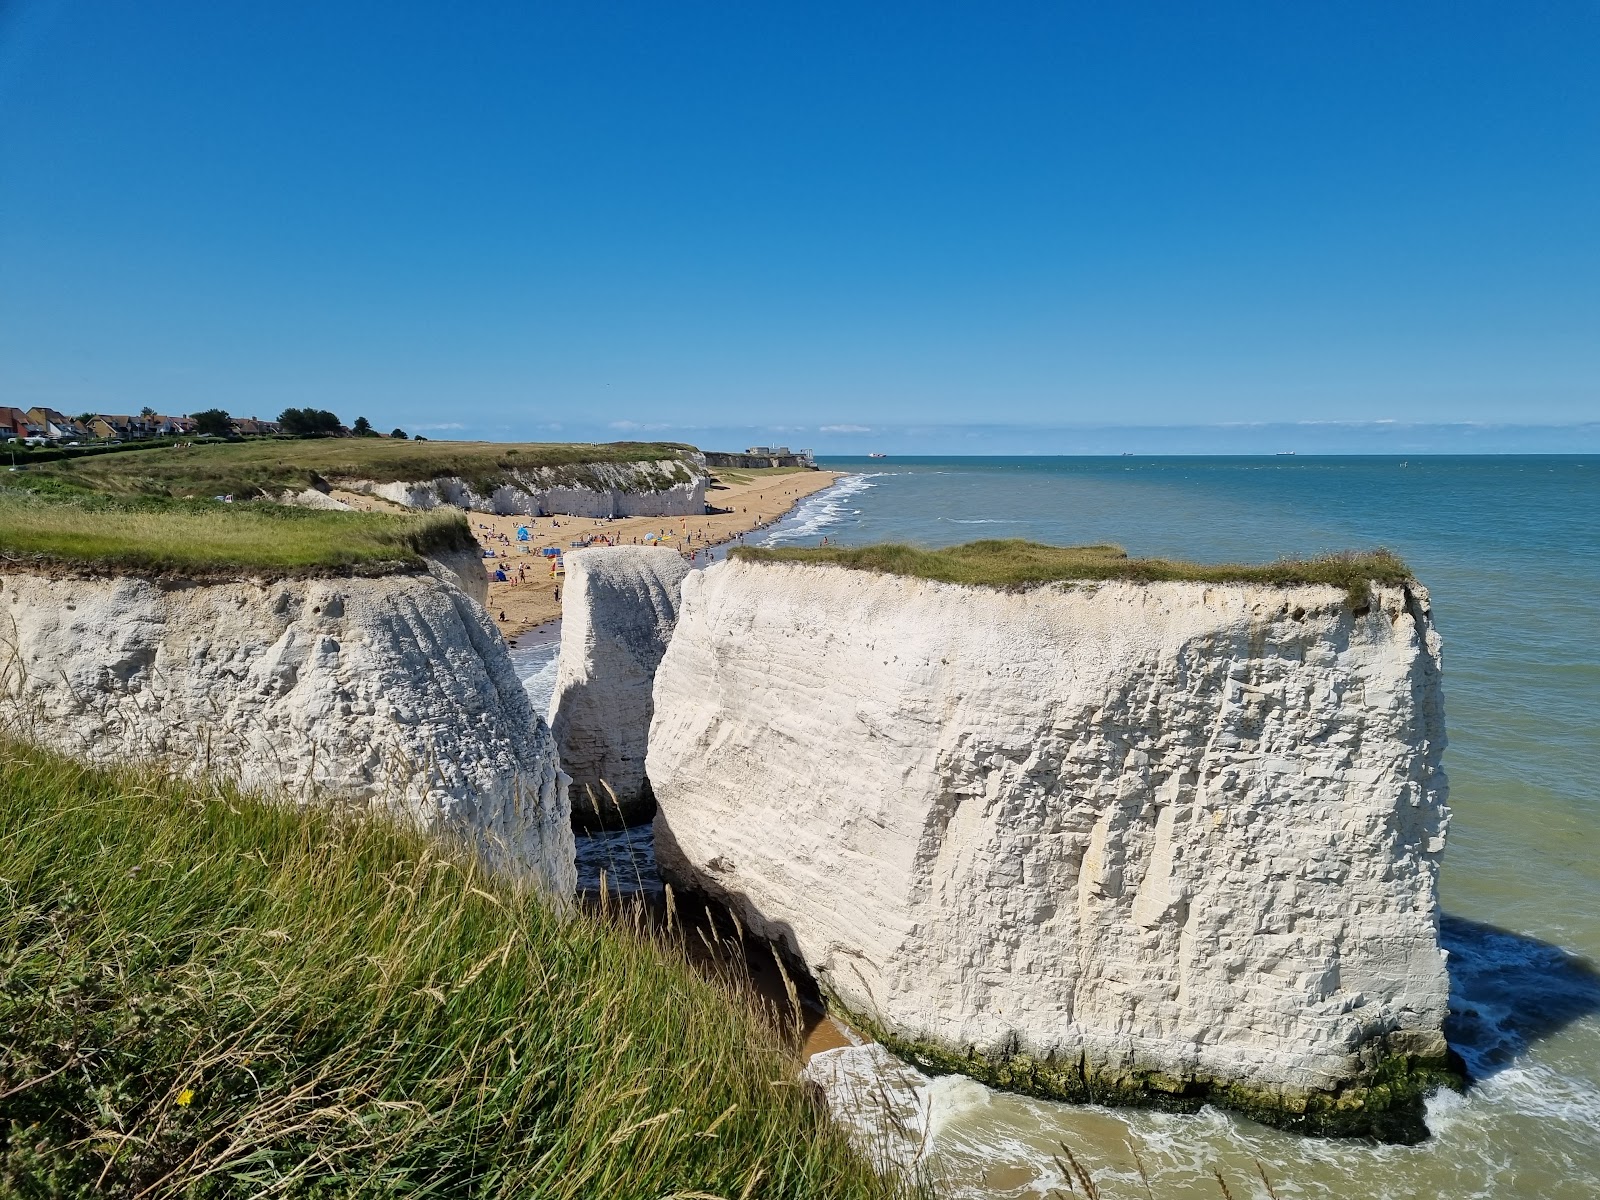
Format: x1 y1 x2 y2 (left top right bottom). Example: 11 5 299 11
760 473 884 544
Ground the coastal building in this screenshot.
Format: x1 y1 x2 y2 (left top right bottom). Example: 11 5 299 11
87 414 152 441
0 407 43 441
704 447 818 469
150 414 198 437
25 408 90 442
230 416 282 437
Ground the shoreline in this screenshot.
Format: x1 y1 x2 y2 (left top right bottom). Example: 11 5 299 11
470 468 844 640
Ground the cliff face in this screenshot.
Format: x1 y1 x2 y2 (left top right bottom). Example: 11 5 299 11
0 567 575 896
647 560 1454 1139
346 459 706 519
549 547 691 830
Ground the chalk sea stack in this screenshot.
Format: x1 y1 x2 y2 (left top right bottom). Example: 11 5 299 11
646 554 1456 1140
549 546 692 830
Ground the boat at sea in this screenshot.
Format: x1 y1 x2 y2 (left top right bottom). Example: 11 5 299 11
868 451 887 458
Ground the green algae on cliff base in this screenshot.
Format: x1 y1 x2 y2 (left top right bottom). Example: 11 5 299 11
731 538 1413 609
837 1005 1464 1144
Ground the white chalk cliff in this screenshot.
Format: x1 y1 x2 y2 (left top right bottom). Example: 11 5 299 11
0 564 574 896
648 560 1454 1139
345 459 707 519
549 547 692 829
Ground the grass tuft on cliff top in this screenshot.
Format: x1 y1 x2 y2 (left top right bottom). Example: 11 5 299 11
0 484 475 575
0 743 909 1199
30 438 698 500
731 539 1412 601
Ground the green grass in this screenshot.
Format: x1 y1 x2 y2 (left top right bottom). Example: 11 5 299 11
730 539 1412 605
0 486 475 575
31 439 700 501
0 744 908 1199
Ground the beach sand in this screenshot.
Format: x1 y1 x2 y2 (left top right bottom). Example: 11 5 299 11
336 467 841 640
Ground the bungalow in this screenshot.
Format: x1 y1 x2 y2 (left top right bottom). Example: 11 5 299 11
231 417 282 437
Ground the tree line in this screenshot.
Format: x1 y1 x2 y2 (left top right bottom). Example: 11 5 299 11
186 407 413 440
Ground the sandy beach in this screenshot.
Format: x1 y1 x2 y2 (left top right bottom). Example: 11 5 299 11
339 467 841 639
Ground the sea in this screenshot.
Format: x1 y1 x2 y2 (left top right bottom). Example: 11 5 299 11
514 455 1600 1199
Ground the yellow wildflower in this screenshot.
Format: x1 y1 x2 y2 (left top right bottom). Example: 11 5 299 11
176 1088 194 1108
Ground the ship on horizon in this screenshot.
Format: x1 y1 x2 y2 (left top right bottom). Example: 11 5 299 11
868 451 887 458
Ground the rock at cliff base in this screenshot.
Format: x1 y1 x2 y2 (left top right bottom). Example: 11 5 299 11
647 560 1456 1140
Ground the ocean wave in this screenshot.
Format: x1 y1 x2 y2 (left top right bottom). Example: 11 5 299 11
507 638 562 719
761 473 882 544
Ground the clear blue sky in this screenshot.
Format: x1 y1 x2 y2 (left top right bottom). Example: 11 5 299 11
3 1 1597 452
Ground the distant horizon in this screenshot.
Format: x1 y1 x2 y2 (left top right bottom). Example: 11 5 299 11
408 419 1600 457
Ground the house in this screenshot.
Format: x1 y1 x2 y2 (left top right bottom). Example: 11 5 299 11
231 417 282 437
150 414 197 437
0 407 40 441
25 408 90 442
87 414 153 441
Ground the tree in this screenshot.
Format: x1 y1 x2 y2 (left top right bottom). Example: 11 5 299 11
352 416 374 437
192 409 232 437
390 428 408 440
139 406 157 418
277 408 342 437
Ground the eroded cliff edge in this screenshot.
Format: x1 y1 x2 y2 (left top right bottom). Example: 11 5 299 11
647 559 1455 1140
0 563 575 896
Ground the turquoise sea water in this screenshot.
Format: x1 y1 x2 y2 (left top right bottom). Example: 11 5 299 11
745 455 1600 1198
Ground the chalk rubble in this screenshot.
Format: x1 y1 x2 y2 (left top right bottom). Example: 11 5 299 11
549 547 692 829
648 560 1454 1139
0 565 574 896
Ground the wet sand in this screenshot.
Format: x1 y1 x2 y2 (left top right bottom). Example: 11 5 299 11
338 467 841 639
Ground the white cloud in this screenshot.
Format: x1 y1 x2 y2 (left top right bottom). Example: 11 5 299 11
819 423 871 433
412 421 465 431
608 420 674 432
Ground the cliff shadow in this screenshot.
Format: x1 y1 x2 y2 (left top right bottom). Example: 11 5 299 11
1441 912 1600 1082
642 818 845 1054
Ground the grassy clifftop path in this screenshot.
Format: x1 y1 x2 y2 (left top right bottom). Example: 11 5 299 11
0 744 907 1199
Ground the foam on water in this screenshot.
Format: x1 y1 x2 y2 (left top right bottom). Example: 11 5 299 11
506 632 562 720
758 472 883 544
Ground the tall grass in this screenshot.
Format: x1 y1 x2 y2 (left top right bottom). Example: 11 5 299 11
0 489 473 574
0 744 908 1198
731 539 1412 605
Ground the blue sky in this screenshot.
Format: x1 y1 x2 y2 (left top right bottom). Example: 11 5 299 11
2 1 1597 452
